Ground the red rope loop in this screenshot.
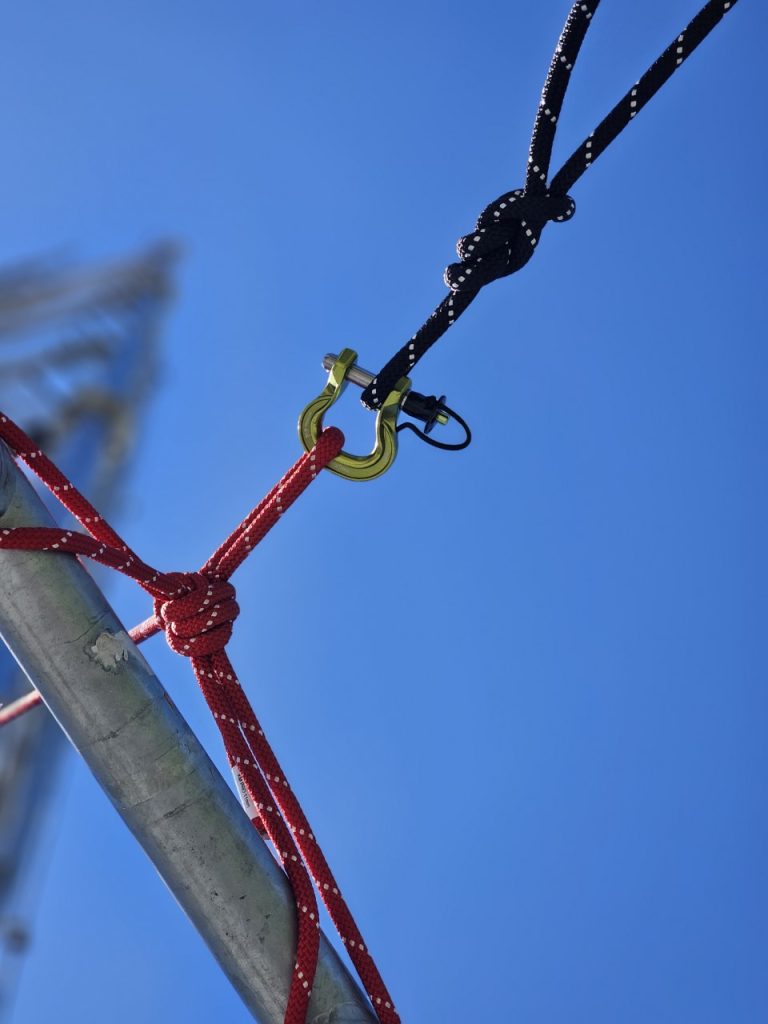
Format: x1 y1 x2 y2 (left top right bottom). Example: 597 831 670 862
154 571 239 657
0 414 400 1024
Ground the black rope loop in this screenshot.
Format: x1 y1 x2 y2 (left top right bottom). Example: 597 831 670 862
444 189 575 292
397 401 471 452
359 0 739 412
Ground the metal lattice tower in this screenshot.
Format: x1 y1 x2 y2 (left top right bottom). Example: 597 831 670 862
0 244 177 1018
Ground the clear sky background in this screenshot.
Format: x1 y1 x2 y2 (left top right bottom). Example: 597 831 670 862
1 2 766 1022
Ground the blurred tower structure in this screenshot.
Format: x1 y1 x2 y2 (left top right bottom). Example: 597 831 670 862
0 245 176 1018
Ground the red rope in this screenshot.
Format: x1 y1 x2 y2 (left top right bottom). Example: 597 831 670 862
0 413 399 1024
0 688 43 725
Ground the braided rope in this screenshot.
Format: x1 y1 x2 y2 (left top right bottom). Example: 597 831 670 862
0 413 399 1024
0 688 43 726
0 5 742 1016
361 0 739 410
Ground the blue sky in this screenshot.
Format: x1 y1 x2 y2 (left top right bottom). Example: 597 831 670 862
2 2 767 1021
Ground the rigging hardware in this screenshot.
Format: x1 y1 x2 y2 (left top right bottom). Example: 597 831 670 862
299 350 468 481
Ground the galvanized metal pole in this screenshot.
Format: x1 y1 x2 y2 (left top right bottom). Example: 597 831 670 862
0 441 377 1024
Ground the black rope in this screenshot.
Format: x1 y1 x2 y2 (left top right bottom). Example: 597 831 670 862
397 401 471 451
361 0 739 411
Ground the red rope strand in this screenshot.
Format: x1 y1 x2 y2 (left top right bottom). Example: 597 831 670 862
0 688 43 725
0 413 399 1024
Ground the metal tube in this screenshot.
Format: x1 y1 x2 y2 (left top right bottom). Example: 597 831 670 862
322 353 376 390
0 441 377 1024
321 353 450 429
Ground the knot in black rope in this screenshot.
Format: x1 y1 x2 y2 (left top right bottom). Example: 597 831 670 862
362 0 736 413
444 189 575 292
155 571 239 658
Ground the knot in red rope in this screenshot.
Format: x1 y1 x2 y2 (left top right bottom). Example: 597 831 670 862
0 414 402 1024
154 571 239 658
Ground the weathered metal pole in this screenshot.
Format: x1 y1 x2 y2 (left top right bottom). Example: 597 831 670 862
0 440 377 1024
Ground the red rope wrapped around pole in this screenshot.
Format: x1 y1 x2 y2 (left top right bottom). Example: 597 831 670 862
0 413 399 1024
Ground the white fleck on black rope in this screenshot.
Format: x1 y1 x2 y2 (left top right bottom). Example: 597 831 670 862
361 0 739 411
